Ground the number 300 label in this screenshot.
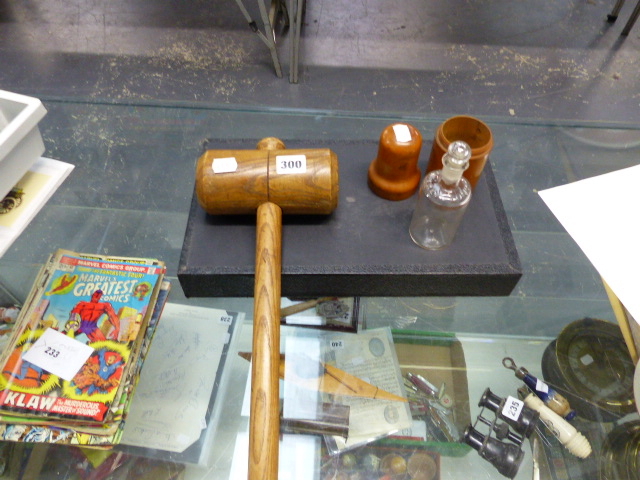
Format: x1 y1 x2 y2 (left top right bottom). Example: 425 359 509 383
276 155 307 174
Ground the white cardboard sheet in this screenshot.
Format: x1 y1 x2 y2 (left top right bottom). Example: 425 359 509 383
538 164 640 325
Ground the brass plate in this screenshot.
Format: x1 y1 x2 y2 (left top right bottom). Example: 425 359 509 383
555 318 635 415
635 362 640 416
600 420 640 480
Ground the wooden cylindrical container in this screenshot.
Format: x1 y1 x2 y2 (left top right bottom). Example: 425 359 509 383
426 115 493 189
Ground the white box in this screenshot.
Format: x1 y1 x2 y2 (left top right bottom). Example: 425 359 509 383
0 90 47 200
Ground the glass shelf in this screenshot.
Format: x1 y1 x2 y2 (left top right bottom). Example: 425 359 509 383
1 99 638 479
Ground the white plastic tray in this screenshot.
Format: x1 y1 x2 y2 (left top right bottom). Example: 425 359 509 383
0 90 47 200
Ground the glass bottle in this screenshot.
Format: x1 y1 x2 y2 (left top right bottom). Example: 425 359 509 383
409 140 472 250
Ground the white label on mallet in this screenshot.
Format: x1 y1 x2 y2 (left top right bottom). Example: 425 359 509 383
393 124 412 143
22 328 94 381
212 157 238 174
276 155 307 174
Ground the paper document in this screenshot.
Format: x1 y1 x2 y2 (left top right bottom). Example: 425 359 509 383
0 157 74 258
121 303 239 453
538 164 640 325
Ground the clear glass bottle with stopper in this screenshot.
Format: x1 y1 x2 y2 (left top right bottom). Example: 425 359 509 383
409 140 472 250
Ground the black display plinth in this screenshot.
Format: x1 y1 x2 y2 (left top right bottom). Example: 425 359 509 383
178 139 521 297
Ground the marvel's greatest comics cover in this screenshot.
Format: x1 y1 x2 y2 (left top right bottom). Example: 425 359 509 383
0 250 165 423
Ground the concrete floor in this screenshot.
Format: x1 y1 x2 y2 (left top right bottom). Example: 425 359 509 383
1 0 640 338
0 0 639 125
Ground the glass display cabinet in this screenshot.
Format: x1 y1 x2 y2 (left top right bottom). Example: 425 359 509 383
0 99 638 479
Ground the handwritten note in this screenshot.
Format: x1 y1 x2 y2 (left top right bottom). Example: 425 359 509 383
120 303 240 453
277 328 411 454
324 328 412 452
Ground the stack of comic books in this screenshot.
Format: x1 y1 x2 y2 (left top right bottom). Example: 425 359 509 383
0 248 168 449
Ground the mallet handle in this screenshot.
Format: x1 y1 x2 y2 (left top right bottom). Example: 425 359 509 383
249 201 282 480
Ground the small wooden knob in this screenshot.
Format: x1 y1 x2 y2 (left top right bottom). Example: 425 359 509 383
368 123 422 201
256 137 286 151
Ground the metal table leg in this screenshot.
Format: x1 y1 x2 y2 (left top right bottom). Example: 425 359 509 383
607 0 626 21
606 0 639 35
288 0 304 83
621 0 640 34
233 0 283 77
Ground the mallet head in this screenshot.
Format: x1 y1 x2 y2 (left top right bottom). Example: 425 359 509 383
196 138 339 215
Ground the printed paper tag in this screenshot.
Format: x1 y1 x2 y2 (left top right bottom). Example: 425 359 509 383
393 124 412 143
22 328 94 381
276 155 307 174
535 379 549 393
212 157 238 174
501 395 524 422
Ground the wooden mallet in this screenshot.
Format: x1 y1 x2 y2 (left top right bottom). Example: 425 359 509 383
195 137 339 480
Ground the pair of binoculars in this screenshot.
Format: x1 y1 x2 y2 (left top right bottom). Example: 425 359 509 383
463 388 540 479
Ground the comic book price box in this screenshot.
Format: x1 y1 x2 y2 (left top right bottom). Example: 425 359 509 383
178 139 521 297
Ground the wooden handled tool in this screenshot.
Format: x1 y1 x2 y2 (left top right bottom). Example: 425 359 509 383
195 137 339 480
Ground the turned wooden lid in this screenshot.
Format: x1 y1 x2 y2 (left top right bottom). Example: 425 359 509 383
368 123 422 201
